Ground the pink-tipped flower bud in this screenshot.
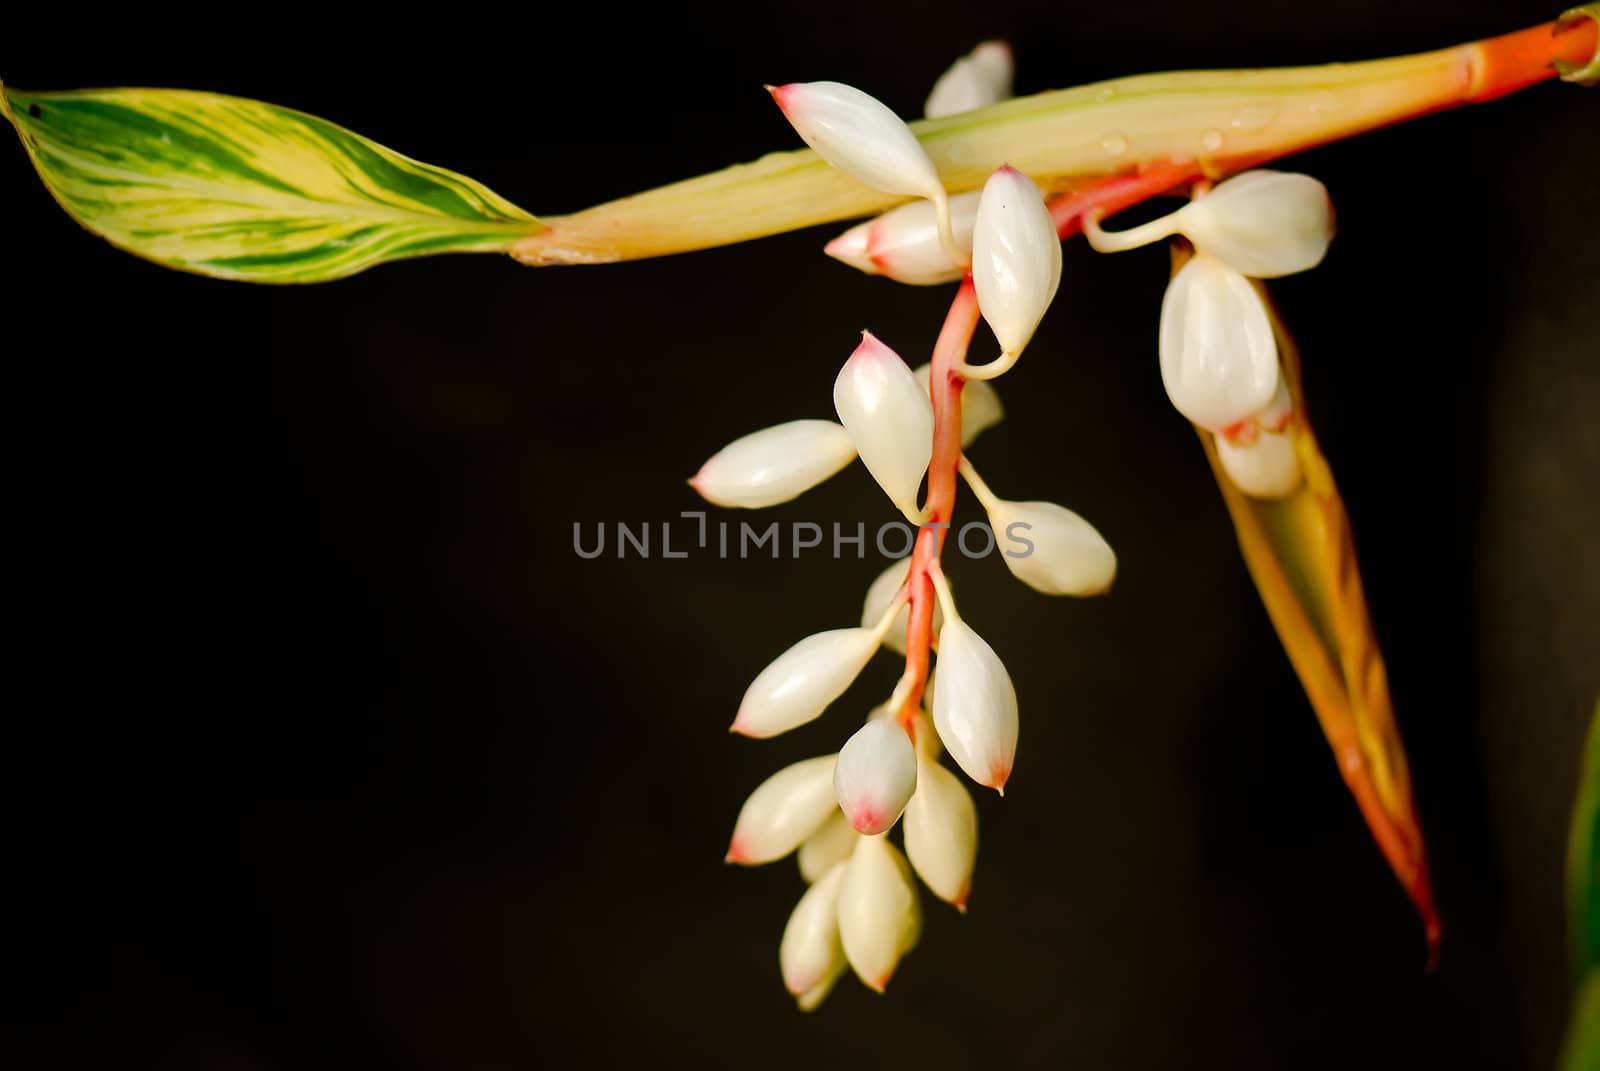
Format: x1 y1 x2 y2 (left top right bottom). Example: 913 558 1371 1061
726 755 840 865
1159 252 1279 431
690 420 857 509
1177 170 1334 279
931 619 1019 791
836 833 922 992
925 41 1014 118
780 861 849 999
769 81 947 206
833 332 934 515
860 556 946 656
988 499 1117 596
732 628 882 738
824 191 980 285
913 362 1004 446
903 756 979 908
972 165 1062 360
798 810 858 882
834 717 918 835
1217 427 1303 498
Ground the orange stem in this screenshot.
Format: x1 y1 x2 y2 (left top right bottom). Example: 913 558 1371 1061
897 277 979 731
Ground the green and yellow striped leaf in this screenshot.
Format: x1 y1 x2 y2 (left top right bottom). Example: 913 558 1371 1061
1 83 543 283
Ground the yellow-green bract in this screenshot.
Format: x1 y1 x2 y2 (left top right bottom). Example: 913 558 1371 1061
1 83 543 283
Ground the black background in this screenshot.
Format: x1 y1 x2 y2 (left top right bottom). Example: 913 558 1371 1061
6 2 1597 1068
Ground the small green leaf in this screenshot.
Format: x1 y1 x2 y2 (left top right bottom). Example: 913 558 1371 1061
2 83 542 283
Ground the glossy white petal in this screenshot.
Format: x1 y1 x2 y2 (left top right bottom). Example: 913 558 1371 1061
732 628 882 738
913 363 1004 447
860 557 947 656
798 810 858 882
771 81 946 203
726 755 840 865
690 420 857 509
931 619 1019 791
972 165 1061 357
1158 253 1279 431
989 499 1117 596
1254 373 1293 433
904 756 979 908
824 191 980 285
834 718 919 835
1178 170 1334 278
836 833 922 992
925 41 1014 118
780 861 848 996
1217 428 1302 498
833 332 934 512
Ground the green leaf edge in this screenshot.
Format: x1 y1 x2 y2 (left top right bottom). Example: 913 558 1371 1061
1572 697 1600 977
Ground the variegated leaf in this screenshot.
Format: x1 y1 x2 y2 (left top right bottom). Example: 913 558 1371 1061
1 83 543 283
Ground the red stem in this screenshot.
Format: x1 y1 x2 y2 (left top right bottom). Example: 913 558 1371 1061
896 277 979 732
893 170 1195 733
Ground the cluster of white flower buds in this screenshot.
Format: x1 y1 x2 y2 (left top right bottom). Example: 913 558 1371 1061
697 43 1123 1010
1085 170 1337 498
700 38 1337 1009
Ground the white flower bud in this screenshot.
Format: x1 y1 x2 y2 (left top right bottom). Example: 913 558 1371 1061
904 756 979 908
860 557 947 656
972 165 1062 359
1158 252 1279 431
836 833 922 992
1177 170 1334 279
1254 373 1293 433
732 628 882 738
925 41 1014 118
834 717 919 835
1217 428 1303 498
868 700 941 759
798 810 858 882
988 499 1116 596
824 191 980 286
780 861 848 997
726 755 840 865
769 81 948 207
913 363 1004 447
833 332 934 514
795 966 846 1012
931 619 1019 791
690 420 857 509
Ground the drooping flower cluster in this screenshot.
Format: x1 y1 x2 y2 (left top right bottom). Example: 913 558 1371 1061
698 39 1337 1010
699 44 1118 1009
